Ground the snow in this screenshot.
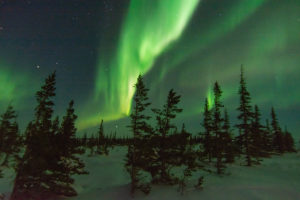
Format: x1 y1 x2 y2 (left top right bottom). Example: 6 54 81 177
1 147 300 200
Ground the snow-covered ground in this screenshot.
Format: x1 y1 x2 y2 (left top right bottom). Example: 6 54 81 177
1 147 300 200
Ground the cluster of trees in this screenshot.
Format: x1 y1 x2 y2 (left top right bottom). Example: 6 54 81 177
80 125 129 156
0 72 88 200
0 67 296 199
201 67 296 172
125 75 200 195
126 67 296 196
0 105 22 178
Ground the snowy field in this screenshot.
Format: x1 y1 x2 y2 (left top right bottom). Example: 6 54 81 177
1 147 300 200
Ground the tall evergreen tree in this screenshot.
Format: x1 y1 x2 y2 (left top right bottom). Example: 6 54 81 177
271 107 284 153
251 105 264 159
283 126 295 152
0 105 21 167
96 120 107 155
202 98 213 162
125 75 152 195
55 100 87 196
11 72 57 200
236 66 253 166
212 82 225 174
263 119 273 152
152 89 183 183
223 109 234 163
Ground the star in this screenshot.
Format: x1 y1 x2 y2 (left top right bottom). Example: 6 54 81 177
0 26 3 31
36 65 40 69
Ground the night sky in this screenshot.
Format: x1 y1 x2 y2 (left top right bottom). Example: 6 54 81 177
0 0 299 138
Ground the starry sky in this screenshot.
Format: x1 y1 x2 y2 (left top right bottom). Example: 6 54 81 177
0 0 299 138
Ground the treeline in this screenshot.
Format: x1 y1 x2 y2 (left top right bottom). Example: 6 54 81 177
124 67 296 196
0 67 297 199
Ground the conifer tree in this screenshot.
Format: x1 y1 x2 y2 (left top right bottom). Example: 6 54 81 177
271 107 284 153
179 123 188 159
283 126 295 152
177 124 199 194
251 105 264 159
202 98 213 162
212 82 225 174
263 119 273 152
223 109 234 163
236 66 253 166
0 105 21 167
152 89 183 183
52 116 60 136
88 133 96 156
11 72 58 200
96 120 107 155
55 100 87 196
126 75 152 195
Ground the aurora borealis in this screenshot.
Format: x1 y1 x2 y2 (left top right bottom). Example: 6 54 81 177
0 0 299 137
89 0 200 129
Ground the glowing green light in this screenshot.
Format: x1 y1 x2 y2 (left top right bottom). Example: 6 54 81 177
79 0 200 130
0 63 34 109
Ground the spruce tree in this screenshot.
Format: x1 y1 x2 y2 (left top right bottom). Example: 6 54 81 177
152 89 183 183
236 66 253 166
202 98 213 162
88 134 96 156
251 105 264 159
223 109 234 163
177 124 199 194
212 82 225 174
283 126 295 152
0 105 21 167
11 72 58 200
263 119 273 153
96 120 107 155
271 107 284 153
125 75 152 195
55 100 87 196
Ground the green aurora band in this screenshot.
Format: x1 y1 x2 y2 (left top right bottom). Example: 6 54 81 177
79 0 200 130
79 0 300 132
0 62 35 111
160 0 268 109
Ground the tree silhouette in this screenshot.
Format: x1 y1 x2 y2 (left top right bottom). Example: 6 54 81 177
223 109 234 163
263 119 273 153
11 72 57 200
202 98 213 162
250 105 264 160
125 75 152 196
283 126 295 152
55 100 88 196
96 120 107 155
152 89 183 183
0 105 21 167
212 82 225 174
271 107 284 153
236 66 253 166
11 73 86 199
